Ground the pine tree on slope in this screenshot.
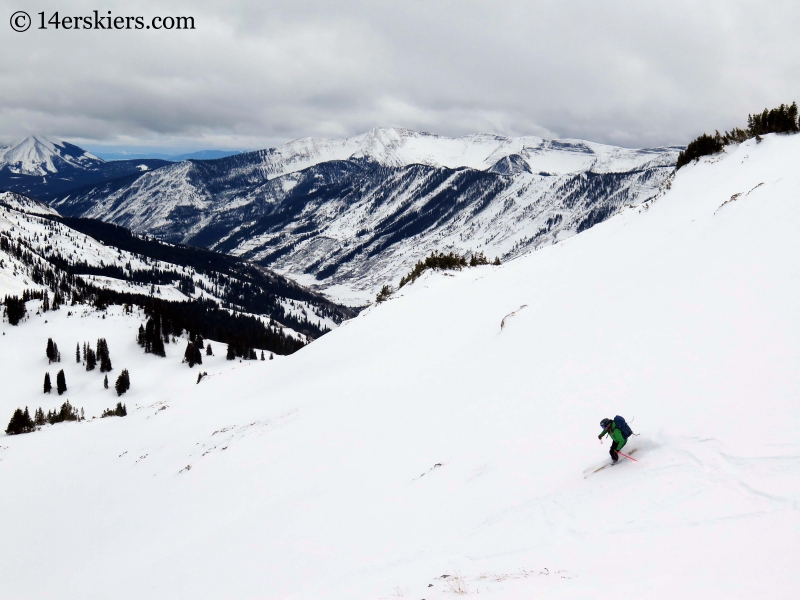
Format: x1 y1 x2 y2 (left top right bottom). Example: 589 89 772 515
56 369 67 395
115 369 130 396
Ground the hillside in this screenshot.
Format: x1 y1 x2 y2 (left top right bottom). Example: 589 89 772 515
47 129 679 303
1 133 797 598
0 191 354 343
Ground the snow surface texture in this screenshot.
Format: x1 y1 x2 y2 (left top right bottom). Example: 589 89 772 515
1 134 798 598
49 128 679 304
0 136 103 176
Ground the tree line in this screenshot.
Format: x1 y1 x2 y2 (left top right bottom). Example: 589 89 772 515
5 401 83 435
376 250 501 304
676 102 799 169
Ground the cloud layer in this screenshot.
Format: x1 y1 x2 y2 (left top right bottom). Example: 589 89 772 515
2 0 799 150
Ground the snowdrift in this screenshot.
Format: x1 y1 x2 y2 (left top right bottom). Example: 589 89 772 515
1 134 798 599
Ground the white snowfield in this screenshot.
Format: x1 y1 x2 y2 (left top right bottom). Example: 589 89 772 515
1 134 799 599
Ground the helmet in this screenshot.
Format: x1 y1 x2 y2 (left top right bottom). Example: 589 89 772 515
600 418 612 429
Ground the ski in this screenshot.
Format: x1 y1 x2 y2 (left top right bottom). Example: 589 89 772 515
583 448 638 478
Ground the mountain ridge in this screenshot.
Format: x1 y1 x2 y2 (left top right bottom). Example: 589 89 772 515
45 128 680 302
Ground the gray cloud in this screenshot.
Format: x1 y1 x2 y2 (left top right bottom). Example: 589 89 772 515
1 0 799 151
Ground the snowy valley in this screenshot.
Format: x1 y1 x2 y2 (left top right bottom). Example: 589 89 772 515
39 129 679 303
1 133 798 599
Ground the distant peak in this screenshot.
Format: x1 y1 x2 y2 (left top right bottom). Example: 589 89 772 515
0 135 102 175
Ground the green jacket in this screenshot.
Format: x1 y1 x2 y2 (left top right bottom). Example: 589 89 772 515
600 423 627 449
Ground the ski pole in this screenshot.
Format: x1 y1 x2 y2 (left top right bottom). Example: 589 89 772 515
617 450 638 462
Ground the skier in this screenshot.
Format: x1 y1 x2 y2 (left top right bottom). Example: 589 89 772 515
598 417 627 463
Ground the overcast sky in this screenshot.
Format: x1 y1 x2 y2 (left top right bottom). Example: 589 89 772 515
2 0 799 152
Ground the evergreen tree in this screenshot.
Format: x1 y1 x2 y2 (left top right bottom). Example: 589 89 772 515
677 101 799 170
104 374 109 389
676 133 724 169
469 251 489 266
42 293 50 312
43 372 52 394
5 407 35 435
261 350 265 361
4 295 26 325
46 338 60 363
56 369 67 395
85 347 97 371
102 402 127 417
115 369 130 396
137 324 146 347
183 341 202 368
140 317 166 356
206 344 213 356
153 315 165 356
269 352 274 360
97 338 112 372
746 102 799 136
48 400 79 424
34 407 45 426
375 285 393 303
143 318 155 352
75 343 81 363
226 344 236 360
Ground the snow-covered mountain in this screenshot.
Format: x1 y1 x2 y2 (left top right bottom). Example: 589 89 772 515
235 127 677 175
0 137 170 201
1 133 797 599
49 128 681 303
0 136 103 176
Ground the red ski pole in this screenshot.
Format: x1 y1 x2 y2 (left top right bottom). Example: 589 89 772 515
617 450 638 462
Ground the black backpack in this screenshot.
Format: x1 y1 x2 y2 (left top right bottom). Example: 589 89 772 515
614 415 633 439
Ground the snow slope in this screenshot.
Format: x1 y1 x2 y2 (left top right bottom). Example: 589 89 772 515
0 190 60 216
0 134 798 599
